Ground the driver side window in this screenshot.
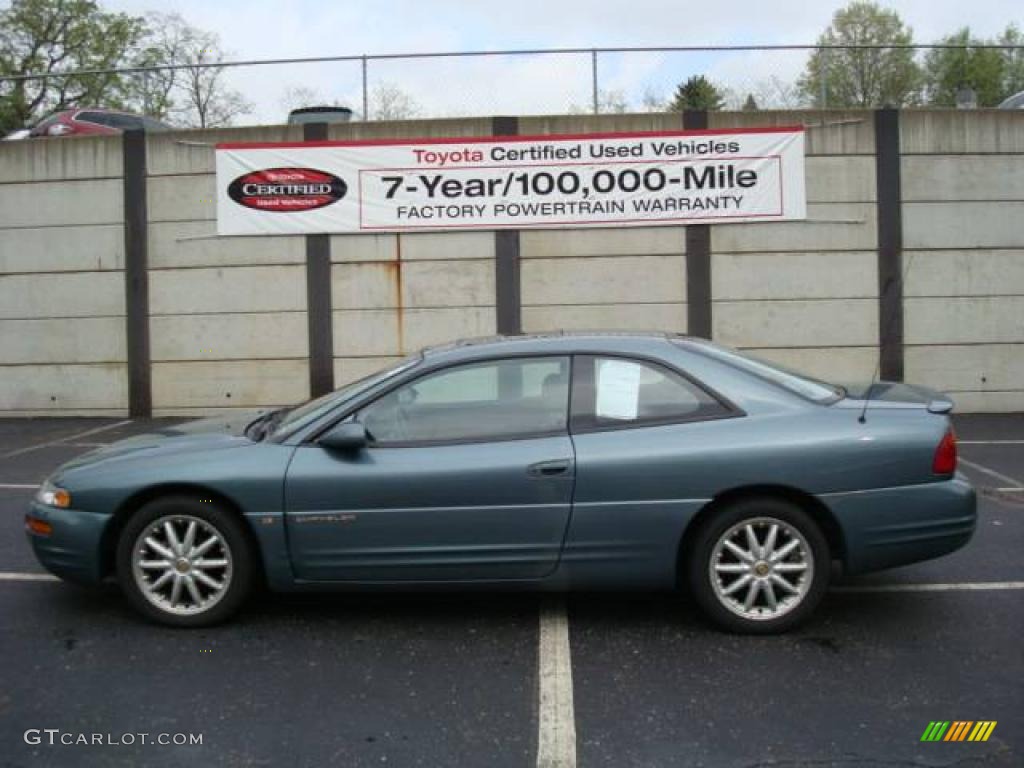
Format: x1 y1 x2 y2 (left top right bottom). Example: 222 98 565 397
358 357 570 445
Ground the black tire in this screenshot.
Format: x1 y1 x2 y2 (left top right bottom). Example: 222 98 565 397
687 497 830 634
116 495 253 627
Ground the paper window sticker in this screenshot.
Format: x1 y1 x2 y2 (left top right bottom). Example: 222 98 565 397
595 359 642 420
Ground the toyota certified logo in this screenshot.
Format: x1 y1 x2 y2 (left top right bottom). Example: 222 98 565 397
227 167 346 212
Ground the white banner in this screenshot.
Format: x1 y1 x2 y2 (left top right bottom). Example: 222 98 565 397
215 127 805 235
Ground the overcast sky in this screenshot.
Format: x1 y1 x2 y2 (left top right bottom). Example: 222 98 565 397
101 0 1023 122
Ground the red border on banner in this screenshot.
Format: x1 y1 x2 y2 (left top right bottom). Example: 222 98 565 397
215 124 804 150
356 155 785 231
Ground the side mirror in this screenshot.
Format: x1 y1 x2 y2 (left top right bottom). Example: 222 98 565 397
318 422 368 452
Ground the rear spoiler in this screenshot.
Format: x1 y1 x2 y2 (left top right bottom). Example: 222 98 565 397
927 396 954 414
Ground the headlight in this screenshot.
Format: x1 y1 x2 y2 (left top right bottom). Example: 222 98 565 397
35 480 71 509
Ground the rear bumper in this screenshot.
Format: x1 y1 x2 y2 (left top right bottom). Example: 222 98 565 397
825 474 977 575
25 500 110 584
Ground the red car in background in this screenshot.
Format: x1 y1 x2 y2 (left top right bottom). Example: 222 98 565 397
26 108 171 137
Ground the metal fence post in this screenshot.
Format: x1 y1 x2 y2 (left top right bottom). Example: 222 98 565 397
361 55 369 120
819 46 828 109
591 50 599 114
304 121 335 397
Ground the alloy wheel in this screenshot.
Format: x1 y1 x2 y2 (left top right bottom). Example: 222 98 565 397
708 516 814 621
131 515 234 616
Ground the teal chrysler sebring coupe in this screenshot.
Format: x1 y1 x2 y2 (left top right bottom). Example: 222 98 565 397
26 334 976 633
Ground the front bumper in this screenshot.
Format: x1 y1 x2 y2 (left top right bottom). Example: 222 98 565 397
25 500 111 584
825 474 977 575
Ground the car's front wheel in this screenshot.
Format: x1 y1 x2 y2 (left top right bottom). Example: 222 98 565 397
116 496 253 627
688 498 829 634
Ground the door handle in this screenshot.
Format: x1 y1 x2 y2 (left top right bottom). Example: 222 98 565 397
527 459 572 477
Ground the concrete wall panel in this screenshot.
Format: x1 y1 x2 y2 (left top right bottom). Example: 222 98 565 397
904 203 1024 250
709 111 876 155
402 260 495 308
904 250 1024 297
152 359 308 408
905 297 1024 345
905 344 1024 393
146 126 304 176
523 303 686 333
521 226 685 258
0 364 127 411
400 232 496 261
147 174 215 223
0 179 122 228
333 307 495 357
805 156 876 203
901 110 1024 155
942 391 1024 413
150 221 303 268
522 255 685 305
902 155 1024 201
0 135 122 183
0 225 124 274
150 312 307 361
150 265 306 315
714 299 878 348
0 317 125 364
0 271 124 319
713 251 877 300
713 203 877 253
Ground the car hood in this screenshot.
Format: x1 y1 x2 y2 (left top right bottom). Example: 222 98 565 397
55 411 266 475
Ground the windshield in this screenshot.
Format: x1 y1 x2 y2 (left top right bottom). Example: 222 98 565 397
683 340 844 403
268 356 421 438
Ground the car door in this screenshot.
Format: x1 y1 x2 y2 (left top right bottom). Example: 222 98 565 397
284 355 575 581
563 354 739 583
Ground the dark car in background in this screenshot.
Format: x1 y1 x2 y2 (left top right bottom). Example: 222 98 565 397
27 108 171 138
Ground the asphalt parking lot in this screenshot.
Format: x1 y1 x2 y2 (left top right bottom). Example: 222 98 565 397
0 416 1021 767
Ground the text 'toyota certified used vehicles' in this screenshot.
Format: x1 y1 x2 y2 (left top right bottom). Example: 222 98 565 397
26 334 976 633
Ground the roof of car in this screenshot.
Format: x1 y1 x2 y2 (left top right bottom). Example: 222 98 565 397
421 331 694 358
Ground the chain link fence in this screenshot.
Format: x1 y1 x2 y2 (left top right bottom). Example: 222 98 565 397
4 44 1024 129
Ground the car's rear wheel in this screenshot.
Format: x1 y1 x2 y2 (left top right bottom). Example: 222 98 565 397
688 498 829 634
116 496 252 627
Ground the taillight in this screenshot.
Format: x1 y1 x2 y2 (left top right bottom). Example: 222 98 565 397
933 429 957 475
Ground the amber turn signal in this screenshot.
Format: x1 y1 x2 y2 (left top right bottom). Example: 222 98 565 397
25 516 53 536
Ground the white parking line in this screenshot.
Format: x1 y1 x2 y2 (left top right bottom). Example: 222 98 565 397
536 599 576 768
832 581 1024 593
0 420 131 459
0 572 59 582
959 458 1024 489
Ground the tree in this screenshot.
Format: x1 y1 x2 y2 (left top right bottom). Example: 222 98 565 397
798 1 921 107
639 86 666 112
923 28 1009 107
279 85 326 114
668 76 725 111
132 13 251 128
368 82 419 121
1001 25 1024 99
568 89 630 114
0 0 145 132
742 94 759 111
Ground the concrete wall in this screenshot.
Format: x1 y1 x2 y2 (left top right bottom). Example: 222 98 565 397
0 136 128 415
0 109 1022 415
708 110 880 384
899 111 1024 412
